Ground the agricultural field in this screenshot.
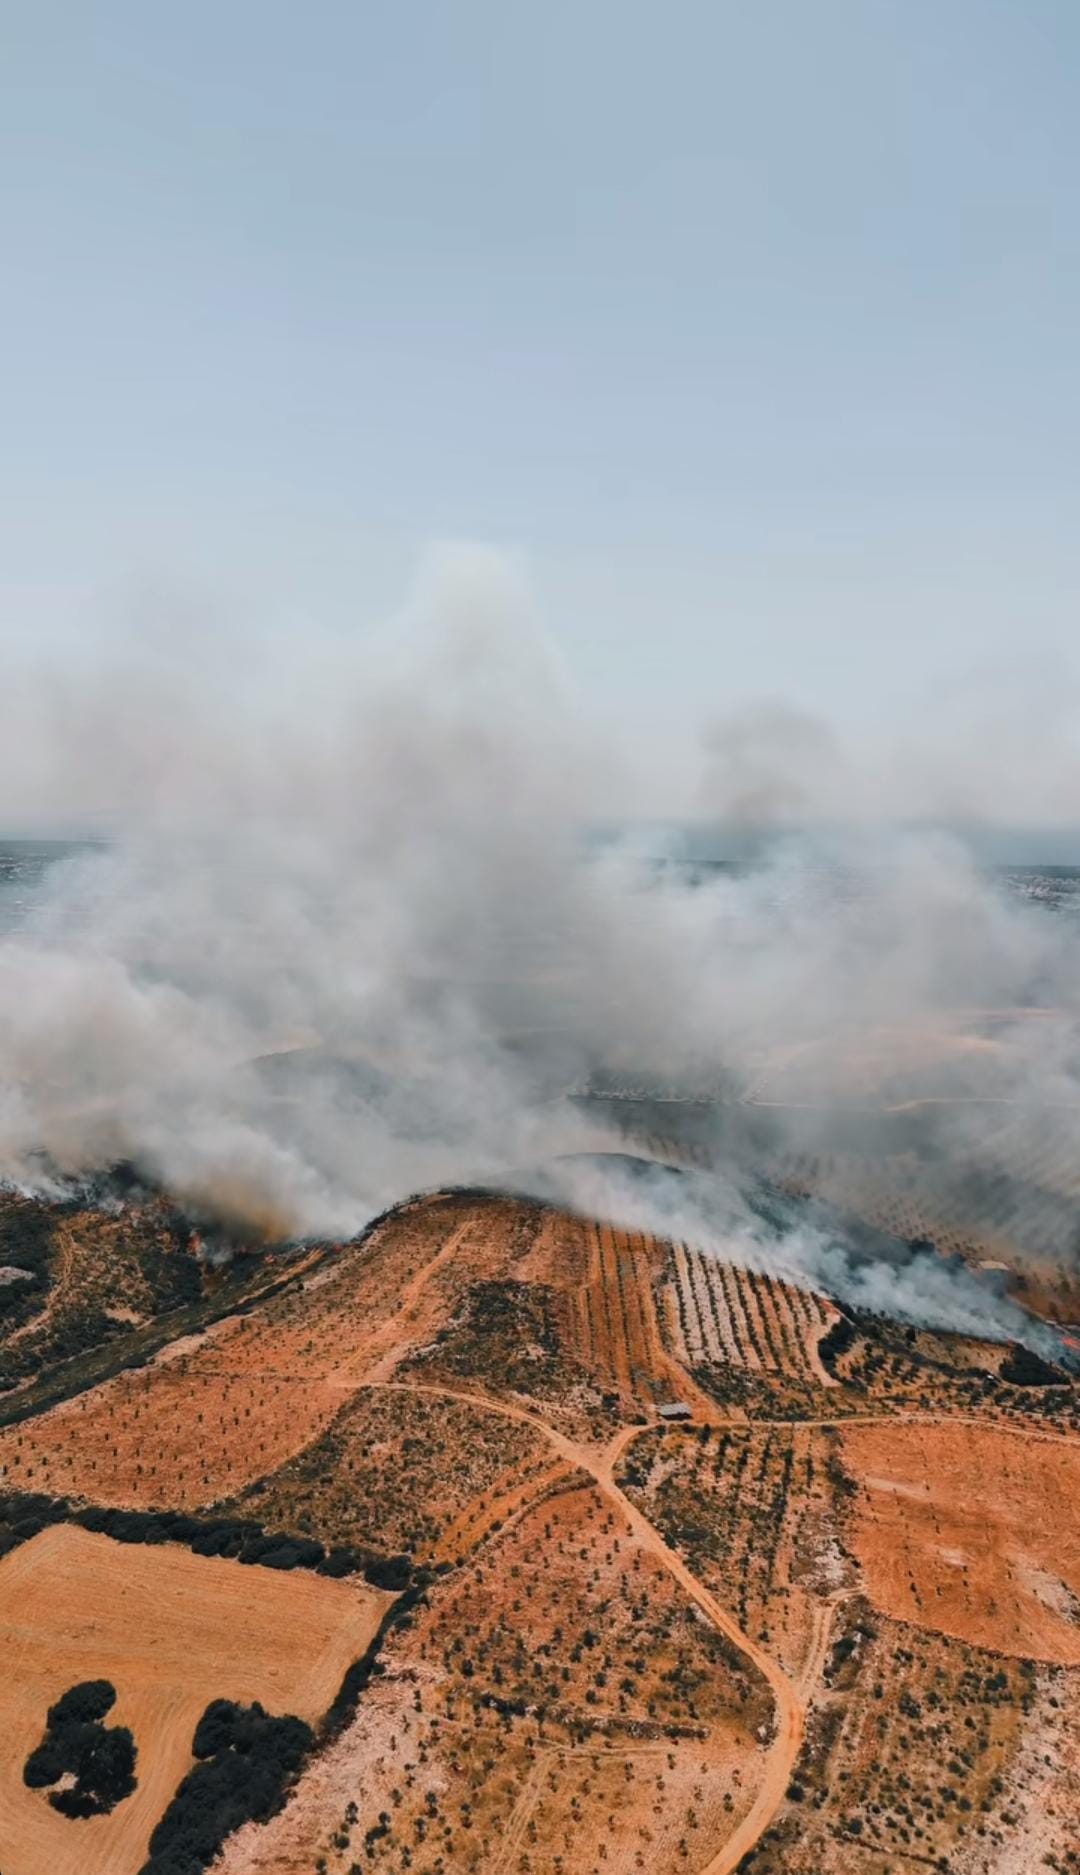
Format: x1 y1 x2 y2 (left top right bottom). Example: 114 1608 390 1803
0 1181 1077 1875
0 1522 389 1875
401 1208 708 1434
572 1222 742 1425
214 1477 773 1875
735 1609 1079 1875
840 1419 1080 1664
667 1243 837 1388
0 1355 344 1507
191 1194 492 1385
814 1306 1080 1434
0 1193 550 1510
220 1384 556 1565
618 1412 1080 1874
570 1222 675 1408
402 1271 618 1438
616 1423 852 1679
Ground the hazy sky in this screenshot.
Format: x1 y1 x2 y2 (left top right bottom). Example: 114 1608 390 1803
3 1 1078 804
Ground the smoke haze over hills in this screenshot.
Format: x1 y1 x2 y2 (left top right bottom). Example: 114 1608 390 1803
2 551 1080 1350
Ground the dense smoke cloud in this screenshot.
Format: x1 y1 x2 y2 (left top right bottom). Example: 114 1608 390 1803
2 549 1079 1346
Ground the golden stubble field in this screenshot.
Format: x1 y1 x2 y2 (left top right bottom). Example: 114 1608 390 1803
0 1524 391 1875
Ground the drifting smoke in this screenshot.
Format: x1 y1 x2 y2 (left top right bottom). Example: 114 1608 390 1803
699 652 1080 833
547 1157 1072 1359
2 548 1080 1348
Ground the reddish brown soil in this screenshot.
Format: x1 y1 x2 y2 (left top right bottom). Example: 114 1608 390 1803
842 1419 1080 1662
3 1185 1078 1875
0 1524 389 1875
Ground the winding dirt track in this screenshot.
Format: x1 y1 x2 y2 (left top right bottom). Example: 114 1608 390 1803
14 1192 1078 1875
334 1218 1076 1873
369 1379 807 1874
325 1212 1080 1873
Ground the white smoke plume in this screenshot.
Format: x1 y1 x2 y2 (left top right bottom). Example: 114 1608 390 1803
547 1155 1069 1357
699 652 1080 833
2 549 1079 1348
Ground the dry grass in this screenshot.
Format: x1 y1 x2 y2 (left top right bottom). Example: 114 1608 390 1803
0 1523 390 1875
840 1420 1080 1663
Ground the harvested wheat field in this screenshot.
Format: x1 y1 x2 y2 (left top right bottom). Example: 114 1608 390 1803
841 1420 1080 1662
0 1523 390 1875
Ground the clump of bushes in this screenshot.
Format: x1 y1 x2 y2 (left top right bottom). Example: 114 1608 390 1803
324 1573 431 1737
817 1312 857 1375
24 1677 137 1817
139 1699 312 1875
999 1343 1067 1387
416 1277 567 1395
0 1489 411 1591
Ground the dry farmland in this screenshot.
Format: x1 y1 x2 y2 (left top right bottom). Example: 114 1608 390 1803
668 1244 837 1386
0 1357 344 1507
1 1179 1078 1875
214 1477 773 1875
195 1195 490 1384
573 1222 667 1405
617 1423 853 1679
0 1195 543 1509
221 1384 556 1563
840 1419 1080 1663
567 1220 713 1417
402 1275 616 1439
737 1610 1064 1875
0 1523 389 1875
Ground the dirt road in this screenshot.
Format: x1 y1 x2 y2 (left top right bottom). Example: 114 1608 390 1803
370 1378 807 1875
331 1217 478 1386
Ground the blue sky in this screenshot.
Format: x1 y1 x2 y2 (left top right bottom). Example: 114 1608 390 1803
3 1 1078 802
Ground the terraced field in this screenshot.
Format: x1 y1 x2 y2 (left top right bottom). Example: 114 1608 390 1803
669 1244 837 1385
571 1221 688 1411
